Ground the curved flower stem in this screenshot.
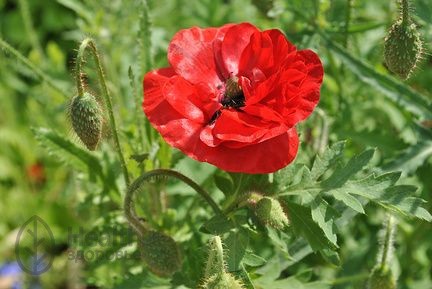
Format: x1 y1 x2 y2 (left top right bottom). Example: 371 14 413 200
0 38 67 98
75 38 130 186
124 169 223 236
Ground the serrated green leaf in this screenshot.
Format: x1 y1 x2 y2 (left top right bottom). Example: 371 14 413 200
379 186 432 221
284 201 337 252
310 141 345 180
323 149 375 188
324 35 432 119
331 190 365 214
310 197 338 247
225 228 249 272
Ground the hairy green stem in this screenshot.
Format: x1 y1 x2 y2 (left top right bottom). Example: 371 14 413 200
124 169 222 236
128 67 146 154
18 0 43 58
75 38 130 186
380 215 395 267
204 236 225 278
400 0 410 26
139 0 153 75
0 38 67 98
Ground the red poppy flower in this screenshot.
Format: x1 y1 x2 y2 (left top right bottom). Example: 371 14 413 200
143 23 323 174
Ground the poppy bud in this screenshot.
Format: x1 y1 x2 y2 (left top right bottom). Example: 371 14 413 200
255 197 289 230
384 3 423 79
139 231 182 277
70 92 103 150
367 265 396 289
200 272 245 289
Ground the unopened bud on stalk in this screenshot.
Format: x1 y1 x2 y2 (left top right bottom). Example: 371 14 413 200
70 92 103 150
368 265 396 289
139 230 182 277
255 196 289 230
384 0 423 79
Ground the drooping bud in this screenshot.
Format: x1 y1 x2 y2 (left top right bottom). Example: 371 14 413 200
384 0 423 79
139 230 182 277
70 92 103 150
255 197 289 230
367 265 396 289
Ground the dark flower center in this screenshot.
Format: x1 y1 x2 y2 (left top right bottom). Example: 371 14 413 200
208 76 245 125
221 76 245 109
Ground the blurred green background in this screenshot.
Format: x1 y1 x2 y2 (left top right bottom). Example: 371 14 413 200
0 0 431 288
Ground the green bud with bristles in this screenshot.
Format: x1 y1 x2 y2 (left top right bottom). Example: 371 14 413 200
255 197 289 230
200 272 245 289
384 0 423 79
200 236 244 289
70 92 103 150
367 265 396 289
139 230 182 277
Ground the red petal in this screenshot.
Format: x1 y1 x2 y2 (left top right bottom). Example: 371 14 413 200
239 29 296 80
282 49 324 125
220 23 258 77
167 24 232 92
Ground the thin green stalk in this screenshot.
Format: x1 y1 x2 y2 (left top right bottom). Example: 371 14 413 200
204 236 225 278
124 169 223 236
400 0 410 26
139 0 153 75
380 215 395 267
343 0 354 48
0 38 67 98
75 38 130 186
128 66 146 153
18 0 43 58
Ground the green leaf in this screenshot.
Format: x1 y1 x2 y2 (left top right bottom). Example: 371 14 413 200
33 127 104 180
243 251 267 267
310 197 338 247
310 141 345 180
324 35 432 119
214 172 234 196
323 149 375 188
225 228 249 272
201 214 235 235
331 190 365 214
284 201 337 251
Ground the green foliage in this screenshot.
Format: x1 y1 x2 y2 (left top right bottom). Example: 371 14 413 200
1 0 432 288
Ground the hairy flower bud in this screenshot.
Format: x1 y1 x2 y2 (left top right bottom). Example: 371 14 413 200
140 231 182 277
384 19 423 79
70 92 103 150
201 272 244 289
368 266 396 289
255 197 289 230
